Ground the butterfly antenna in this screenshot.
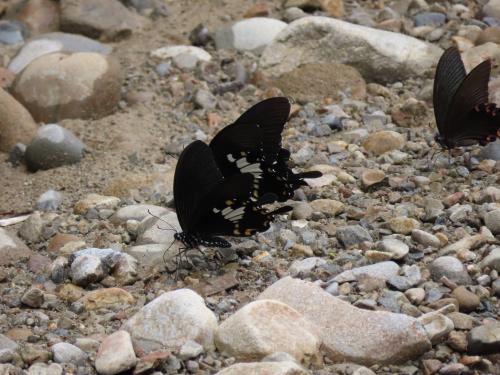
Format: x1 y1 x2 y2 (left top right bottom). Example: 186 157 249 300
165 152 178 160
147 209 178 233
163 238 177 271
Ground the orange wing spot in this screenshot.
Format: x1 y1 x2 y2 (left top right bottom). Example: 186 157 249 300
225 200 233 205
233 229 241 235
244 229 254 236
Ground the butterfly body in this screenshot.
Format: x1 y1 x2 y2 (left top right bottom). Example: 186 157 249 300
433 47 500 149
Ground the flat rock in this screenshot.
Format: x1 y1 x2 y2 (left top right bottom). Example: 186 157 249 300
361 169 386 189
27 363 63 375
0 87 37 153
214 361 309 375
411 229 441 248
74 194 120 215
479 139 500 161
78 288 134 310
0 334 19 351
484 209 500 234
310 199 344 217
336 225 372 247
12 52 122 123
260 16 442 82
70 254 106 286
9 32 111 74
429 256 472 285
0 228 33 266
52 342 87 365
60 0 147 39
479 247 500 272
380 238 409 259
25 124 85 171
362 131 405 155
451 286 480 313
136 211 181 245
122 289 217 353
334 261 400 283
215 300 321 366
151 45 211 70
467 322 500 355
389 217 420 235
95 331 137 375
21 287 44 308
272 62 366 102
215 17 287 54
259 277 431 365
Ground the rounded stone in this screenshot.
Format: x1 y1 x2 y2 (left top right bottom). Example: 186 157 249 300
388 217 420 235
361 169 386 188
484 209 500 234
362 131 405 155
0 87 37 153
17 0 60 35
451 286 480 313
25 124 85 171
12 52 123 122
428 256 472 285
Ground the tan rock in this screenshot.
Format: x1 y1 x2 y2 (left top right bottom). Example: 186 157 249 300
476 27 500 45
17 0 60 35
79 288 135 310
56 284 86 303
320 0 344 18
0 88 37 152
272 63 366 102
95 331 137 375
215 300 321 367
12 52 123 123
362 131 405 155
47 233 82 252
389 217 420 235
361 169 386 189
258 277 431 365
243 4 269 18
0 228 33 266
310 199 344 216
74 194 120 215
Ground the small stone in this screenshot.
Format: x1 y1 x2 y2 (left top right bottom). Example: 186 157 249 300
310 199 344 216
214 361 309 375
19 212 43 243
283 7 307 23
451 286 480 313
362 131 405 155
405 288 425 305
0 20 25 44
467 322 500 354
292 202 313 220
429 256 472 285
36 190 63 211
334 261 400 283
122 289 217 353
151 45 211 69
52 342 87 365
413 12 446 27
95 331 137 375
179 340 203 360
447 331 468 352
380 238 409 259
215 17 287 55
215 300 321 366
411 229 440 248
336 225 373 247
194 89 217 110
27 363 63 375
70 254 106 287
0 228 33 266
484 209 500 234
417 311 454 345
74 194 120 215
479 248 500 272
288 257 327 277
25 124 85 171
484 0 500 19
389 217 420 235
21 287 44 308
361 169 386 189
17 0 60 35
78 287 134 310
439 363 466 375
421 359 442 375
0 334 19 351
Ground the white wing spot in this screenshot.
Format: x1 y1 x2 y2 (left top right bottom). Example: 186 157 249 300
227 154 236 162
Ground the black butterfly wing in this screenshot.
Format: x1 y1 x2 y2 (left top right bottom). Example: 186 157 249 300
433 47 467 137
210 97 291 165
444 59 492 146
173 140 224 232
191 173 292 237
447 104 500 146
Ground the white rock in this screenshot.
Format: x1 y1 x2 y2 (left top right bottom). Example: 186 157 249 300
95 331 137 375
70 254 106 286
411 229 441 248
215 17 287 54
28 363 64 375
215 300 321 366
110 204 169 224
485 209 500 234
52 342 87 365
258 277 431 365
179 340 204 360
151 45 211 69
9 39 62 73
122 289 217 353
260 16 442 82
380 238 409 259
214 361 309 375
417 312 454 344
334 261 400 283
288 257 327 277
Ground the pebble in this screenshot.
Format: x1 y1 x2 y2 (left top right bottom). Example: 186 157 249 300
405 288 425 305
484 209 500 234
479 247 500 272
27 363 63 375
0 20 26 44
259 277 431 365
74 194 120 215
411 229 441 248
215 17 287 54
179 340 204 360
289 257 326 277
361 169 386 189
447 331 468 352
70 254 106 286
0 228 33 266
19 211 43 243
451 286 480 313
95 331 137 375
21 287 44 308
429 256 472 285
479 139 500 161
336 225 373 247
16 0 60 35
362 131 405 155
260 17 442 82
78 287 134 310
484 0 500 19
467 322 500 354
214 361 309 375
389 217 420 235
12 52 122 122
413 12 446 27
215 300 321 366
194 89 217 110
310 199 344 216
417 311 454 345
151 45 212 70
0 88 37 153
36 190 64 211
0 334 19 351
52 342 87 365
123 289 217 352
60 0 147 39
380 238 409 259
292 202 313 220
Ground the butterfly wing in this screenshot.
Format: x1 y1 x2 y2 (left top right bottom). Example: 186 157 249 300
433 47 467 138
443 59 492 146
191 173 292 237
173 140 224 232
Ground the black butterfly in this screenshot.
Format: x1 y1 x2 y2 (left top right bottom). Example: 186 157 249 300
209 97 322 202
173 140 292 250
433 47 500 149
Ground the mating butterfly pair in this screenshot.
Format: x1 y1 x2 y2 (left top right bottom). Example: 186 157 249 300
433 47 500 149
173 97 322 250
